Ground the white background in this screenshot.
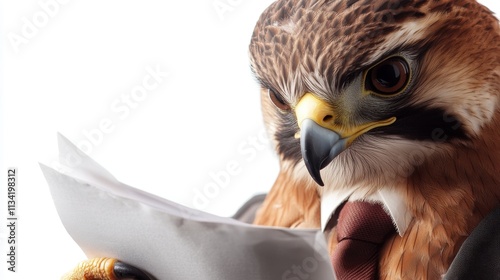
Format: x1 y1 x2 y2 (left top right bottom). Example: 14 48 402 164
1 0 499 279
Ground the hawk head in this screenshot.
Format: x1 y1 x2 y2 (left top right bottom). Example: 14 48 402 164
249 0 500 190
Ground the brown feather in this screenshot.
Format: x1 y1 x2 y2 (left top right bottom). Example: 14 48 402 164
254 169 321 229
251 0 500 279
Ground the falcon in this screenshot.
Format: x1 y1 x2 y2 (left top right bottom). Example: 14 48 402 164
62 0 500 279
251 0 500 279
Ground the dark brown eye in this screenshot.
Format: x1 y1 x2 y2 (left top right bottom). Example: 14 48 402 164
365 57 410 96
268 89 290 110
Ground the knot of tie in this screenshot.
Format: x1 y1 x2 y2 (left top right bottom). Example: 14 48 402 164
331 201 396 280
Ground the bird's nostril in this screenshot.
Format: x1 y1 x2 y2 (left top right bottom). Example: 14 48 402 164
323 115 334 123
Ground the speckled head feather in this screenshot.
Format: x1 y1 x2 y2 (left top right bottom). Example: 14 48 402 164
250 0 500 172
250 0 499 97
250 0 500 279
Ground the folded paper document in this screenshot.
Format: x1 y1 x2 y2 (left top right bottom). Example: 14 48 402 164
40 134 335 279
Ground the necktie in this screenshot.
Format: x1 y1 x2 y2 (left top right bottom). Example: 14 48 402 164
331 201 396 280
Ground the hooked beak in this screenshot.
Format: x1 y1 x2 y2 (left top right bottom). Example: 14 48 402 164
295 93 396 186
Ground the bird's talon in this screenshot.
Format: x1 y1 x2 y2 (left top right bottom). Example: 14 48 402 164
62 258 152 280
113 261 152 280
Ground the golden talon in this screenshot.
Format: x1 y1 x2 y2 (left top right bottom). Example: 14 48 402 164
63 258 152 280
62 258 117 280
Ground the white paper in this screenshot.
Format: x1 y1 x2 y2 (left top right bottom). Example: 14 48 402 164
40 134 335 280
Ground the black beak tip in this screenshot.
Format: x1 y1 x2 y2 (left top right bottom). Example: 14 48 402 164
300 119 345 187
304 159 325 186
312 175 325 187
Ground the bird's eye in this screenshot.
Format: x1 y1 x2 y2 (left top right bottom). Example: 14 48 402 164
365 57 410 96
268 89 291 110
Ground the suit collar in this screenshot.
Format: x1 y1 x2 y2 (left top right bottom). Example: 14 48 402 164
321 187 413 236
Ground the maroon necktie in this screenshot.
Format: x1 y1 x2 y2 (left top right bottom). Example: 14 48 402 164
331 201 396 280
